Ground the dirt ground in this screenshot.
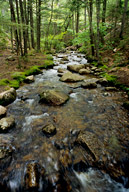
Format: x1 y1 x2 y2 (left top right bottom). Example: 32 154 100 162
0 49 46 92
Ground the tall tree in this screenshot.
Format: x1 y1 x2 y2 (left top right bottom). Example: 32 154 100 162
9 0 19 55
96 0 100 60
36 0 41 51
120 0 128 39
88 0 94 56
29 0 35 49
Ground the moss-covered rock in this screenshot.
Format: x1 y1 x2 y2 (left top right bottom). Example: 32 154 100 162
60 72 85 82
25 66 41 76
40 89 69 106
0 88 16 106
0 105 7 118
11 72 26 82
0 116 15 132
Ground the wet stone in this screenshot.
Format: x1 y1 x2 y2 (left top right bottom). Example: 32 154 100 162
105 87 117 91
67 64 85 73
0 116 15 132
79 69 91 75
24 75 35 83
39 89 69 105
97 78 108 86
42 124 56 136
25 162 40 189
60 72 84 82
0 143 13 169
0 88 16 106
0 105 7 119
81 82 97 89
57 68 67 73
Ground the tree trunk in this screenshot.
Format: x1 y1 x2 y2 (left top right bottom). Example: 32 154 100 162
102 0 107 23
120 0 128 39
9 0 19 55
76 4 79 33
96 0 100 60
88 0 94 56
37 0 41 51
16 0 23 56
19 0 27 55
30 0 35 49
84 4 87 30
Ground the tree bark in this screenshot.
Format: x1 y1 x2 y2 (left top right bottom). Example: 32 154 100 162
30 0 35 49
102 0 107 23
37 0 41 51
96 0 100 60
88 0 94 56
76 3 79 33
9 0 19 55
120 0 128 39
16 0 23 56
19 0 27 55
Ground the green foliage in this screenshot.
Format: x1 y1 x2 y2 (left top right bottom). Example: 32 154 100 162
39 60 54 69
11 72 26 83
102 73 117 84
0 79 9 86
46 54 53 60
9 80 20 89
25 66 41 76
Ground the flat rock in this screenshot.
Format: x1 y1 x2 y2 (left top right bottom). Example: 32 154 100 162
97 78 108 86
6 56 15 61
79 69 91 75
25 75 35 83
60 72 84 82
42 124 56 136
39 89 69 106
0 105 7 118
81 82 97 89
57 68 66 73
0 88 16 106
67 64 85 73
105 87 117 91
0 116 15 132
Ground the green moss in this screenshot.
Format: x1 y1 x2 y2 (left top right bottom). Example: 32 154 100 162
39 60 54 69
102 73 118 85
0 79 10 86
11 72 26 83
25 66 41 76
46 54 53 60
9 80 20 89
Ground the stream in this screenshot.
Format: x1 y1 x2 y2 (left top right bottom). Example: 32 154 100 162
0 51 129 192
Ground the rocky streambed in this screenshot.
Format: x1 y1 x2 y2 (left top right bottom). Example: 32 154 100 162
0 51 129 192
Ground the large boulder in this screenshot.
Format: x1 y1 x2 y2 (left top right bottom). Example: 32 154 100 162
67 64 85 73
39 89 69 106
0 88 16 106
60 72 84 82
76 131 127 179
0 105 7 118
0 116 15 132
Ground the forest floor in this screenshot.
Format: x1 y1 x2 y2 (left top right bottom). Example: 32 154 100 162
0 47 129 93
0 49 46 92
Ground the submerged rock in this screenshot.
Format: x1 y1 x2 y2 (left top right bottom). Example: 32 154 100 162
67 64 85 73
81 82 97 89
0 117 15 132
0 88 16 106
0 106 7 119
39 89 69 105
75 131 126 179
42 124 56 136
60 72 84 82
25 162 41 189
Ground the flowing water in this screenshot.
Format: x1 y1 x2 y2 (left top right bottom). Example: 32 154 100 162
0 51 129 192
